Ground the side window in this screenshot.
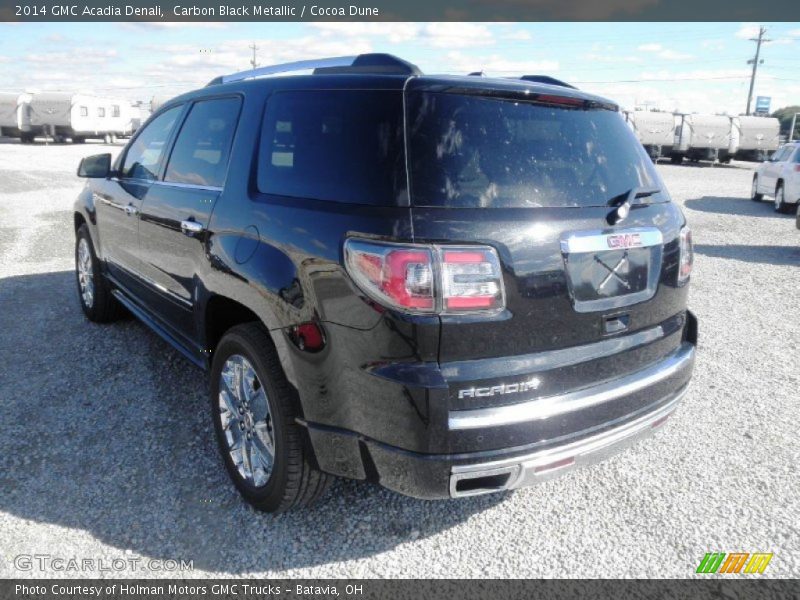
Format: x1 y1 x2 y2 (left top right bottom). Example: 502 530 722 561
112 105 120 118
80 106 88 117
98 107 106 118
257 90 405 205
164 97 241 188
793 148 800 163
121 106 182 181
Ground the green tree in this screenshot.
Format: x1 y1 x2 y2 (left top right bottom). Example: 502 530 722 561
771 106 800 139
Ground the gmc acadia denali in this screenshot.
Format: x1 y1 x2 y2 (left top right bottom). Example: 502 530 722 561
72 54 697 512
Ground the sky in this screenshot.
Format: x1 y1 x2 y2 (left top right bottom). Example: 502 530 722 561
0 21 798 114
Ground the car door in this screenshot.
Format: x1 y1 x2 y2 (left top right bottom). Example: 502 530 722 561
136 96 242 344
763 146 788 192
94 105 183 290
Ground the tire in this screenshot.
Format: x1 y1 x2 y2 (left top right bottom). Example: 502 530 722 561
75 224 124 322
110 134 118 144
670 154 683 165
751 176 764 202
774 183 792 214
210 323 331 513
796 204 800 230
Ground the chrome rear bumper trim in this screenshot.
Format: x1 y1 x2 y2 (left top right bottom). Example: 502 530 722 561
450 385 687 497
448 343 694 430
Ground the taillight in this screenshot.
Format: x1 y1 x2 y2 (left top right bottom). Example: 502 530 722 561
344 239 505 315
677 226 693 286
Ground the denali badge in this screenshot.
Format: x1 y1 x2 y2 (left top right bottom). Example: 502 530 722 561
606 233 642 249
458 378 541 399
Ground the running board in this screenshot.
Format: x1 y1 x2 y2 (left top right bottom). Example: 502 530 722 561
110 289 205 370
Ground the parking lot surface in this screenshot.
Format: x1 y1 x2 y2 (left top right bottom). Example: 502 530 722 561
0 140 798 578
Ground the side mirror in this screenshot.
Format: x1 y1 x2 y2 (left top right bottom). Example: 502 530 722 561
77 153 112 178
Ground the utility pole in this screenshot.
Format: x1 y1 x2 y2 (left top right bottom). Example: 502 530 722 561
745 27 770 116
249 42 259 70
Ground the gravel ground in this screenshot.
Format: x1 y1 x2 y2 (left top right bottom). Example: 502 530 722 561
0 139 798 579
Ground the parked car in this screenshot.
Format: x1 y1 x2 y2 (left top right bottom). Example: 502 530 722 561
72 53 697 512
751 142 800 213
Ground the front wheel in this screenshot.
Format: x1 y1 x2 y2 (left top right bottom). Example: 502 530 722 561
75 224 124 322
751 176 763 202
775 183 792 214
210 324 331 513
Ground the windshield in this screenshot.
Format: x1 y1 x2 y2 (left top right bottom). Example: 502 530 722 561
406 91 664 208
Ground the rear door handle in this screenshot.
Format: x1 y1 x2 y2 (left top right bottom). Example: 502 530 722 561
180 219 205 236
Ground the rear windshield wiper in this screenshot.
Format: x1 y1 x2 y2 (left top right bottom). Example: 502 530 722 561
607 187 662 207
606 187 662 224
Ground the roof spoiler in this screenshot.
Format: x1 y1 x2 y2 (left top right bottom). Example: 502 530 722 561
207 53 422 86
519 75 577 89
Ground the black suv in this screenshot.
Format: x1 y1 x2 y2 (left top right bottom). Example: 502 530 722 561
73 54 697 512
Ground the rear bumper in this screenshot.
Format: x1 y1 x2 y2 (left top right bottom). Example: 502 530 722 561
304 339 695 499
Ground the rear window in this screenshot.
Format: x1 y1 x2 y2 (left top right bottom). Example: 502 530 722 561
258 90 406 206
407 92 661 208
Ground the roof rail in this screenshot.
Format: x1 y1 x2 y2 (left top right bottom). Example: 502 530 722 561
208 53 421 86
519 75 577 89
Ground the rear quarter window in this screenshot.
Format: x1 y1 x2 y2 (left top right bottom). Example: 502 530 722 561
257 90 406 206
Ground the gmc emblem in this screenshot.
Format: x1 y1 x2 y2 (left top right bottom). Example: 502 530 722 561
607 233 642 249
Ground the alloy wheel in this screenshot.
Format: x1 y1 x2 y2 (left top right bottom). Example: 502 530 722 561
77 238 94 308
218 354 275 487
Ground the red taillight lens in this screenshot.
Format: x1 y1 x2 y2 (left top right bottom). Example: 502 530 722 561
344 240 505 315
678 226 693 286
345 241 435 312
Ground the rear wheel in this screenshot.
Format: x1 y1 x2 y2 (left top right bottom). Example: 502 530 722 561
751 176 763 202
75 224 124 322
210 324 331 513
774 183 791 214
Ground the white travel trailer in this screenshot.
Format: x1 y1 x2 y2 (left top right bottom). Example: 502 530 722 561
150 95 176 113
671 114 736 164
28 93 134 143
624 110 676 161
732 116 781 161
0 92 42 142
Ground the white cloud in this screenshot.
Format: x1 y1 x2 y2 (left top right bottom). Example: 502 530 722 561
309 22 495 49
638 43 662 52
637 43 692 61
310 23 418 44
442 51 558 75
422 23 495 48
502 29 533 41
26 49 118 65
735 23 761 40
582 53 642 64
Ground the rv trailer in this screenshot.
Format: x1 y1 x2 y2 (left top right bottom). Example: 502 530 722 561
0 92 41 143
28 92 134 143
671 114 736 164
624 110 676 161
150 94 176 113
733 116 780 161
